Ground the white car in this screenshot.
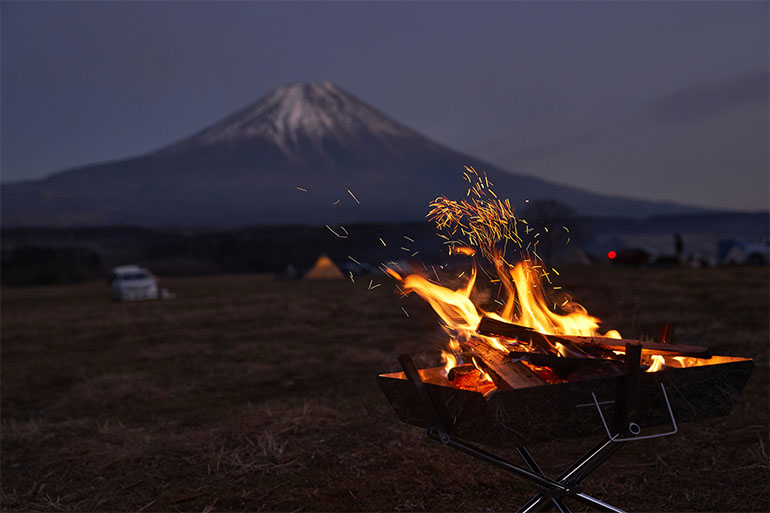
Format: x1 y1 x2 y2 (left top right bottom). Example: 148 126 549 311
743 240 770 265
110 265 159 302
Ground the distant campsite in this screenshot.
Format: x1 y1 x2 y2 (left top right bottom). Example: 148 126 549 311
2 211 767 287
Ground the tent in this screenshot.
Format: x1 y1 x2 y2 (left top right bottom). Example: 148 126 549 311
304 254 344 280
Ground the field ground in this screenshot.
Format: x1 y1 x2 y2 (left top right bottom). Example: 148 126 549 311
2 267 768 512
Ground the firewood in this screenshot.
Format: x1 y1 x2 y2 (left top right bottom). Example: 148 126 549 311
475 317 606 358
477 316 710 359
459 337 546 389
507 351 627 380
565 337 710 358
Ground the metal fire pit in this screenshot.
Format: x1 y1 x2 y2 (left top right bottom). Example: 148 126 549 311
379 353 752 447
378 347 753 512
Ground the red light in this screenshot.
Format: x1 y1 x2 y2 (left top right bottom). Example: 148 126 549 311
607 251 617 259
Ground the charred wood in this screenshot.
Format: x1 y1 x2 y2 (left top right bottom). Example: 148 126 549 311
477 316 710 359
566 337 710 359
507 351 627 381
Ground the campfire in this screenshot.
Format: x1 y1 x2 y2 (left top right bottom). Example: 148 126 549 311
382 167 740 395
378 168 753 512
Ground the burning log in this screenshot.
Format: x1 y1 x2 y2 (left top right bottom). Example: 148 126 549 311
459 337 546 390
574 337 710 358
507 351 627 380
477 316 711 359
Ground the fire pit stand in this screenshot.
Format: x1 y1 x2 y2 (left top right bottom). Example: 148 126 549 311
397 343 679 513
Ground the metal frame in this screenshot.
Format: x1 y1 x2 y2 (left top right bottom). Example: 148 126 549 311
397 343 678 513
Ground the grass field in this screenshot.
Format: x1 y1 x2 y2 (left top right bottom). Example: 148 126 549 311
2 266 768 512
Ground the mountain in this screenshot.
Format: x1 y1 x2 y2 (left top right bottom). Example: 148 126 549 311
1 81 708 227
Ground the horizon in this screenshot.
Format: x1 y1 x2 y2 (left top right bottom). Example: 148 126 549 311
1 1 768 213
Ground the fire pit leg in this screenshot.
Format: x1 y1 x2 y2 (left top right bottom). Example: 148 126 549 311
516 447 572 513
517 494 553 513
613 343 643 435
554 437 626 486
516 438 629 512
518 488 626 513
397 354 452 442
424 431 628 513
514 438 628 513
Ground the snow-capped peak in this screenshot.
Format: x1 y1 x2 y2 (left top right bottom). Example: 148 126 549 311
167 81 418 156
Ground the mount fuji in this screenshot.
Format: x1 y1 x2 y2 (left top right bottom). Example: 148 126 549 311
1 81 705 226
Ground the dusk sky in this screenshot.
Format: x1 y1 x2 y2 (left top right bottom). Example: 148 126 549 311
2 1 768 211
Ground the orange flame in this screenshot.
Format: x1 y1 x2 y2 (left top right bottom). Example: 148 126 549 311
647 355 666 373
389 259 619 348
386 264 480 330
492 261 621 339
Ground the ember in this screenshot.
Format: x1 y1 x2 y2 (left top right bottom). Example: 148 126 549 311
447 363 495 394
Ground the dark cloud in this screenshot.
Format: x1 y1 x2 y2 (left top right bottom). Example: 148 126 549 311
479 69 769 164
649 69 769 125
476 124 618 165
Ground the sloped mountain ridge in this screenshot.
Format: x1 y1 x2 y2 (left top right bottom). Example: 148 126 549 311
1 81 705 226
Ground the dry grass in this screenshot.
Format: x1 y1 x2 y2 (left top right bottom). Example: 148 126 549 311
1 267 768 512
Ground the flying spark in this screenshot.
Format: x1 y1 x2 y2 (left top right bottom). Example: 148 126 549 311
325 225 346 238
